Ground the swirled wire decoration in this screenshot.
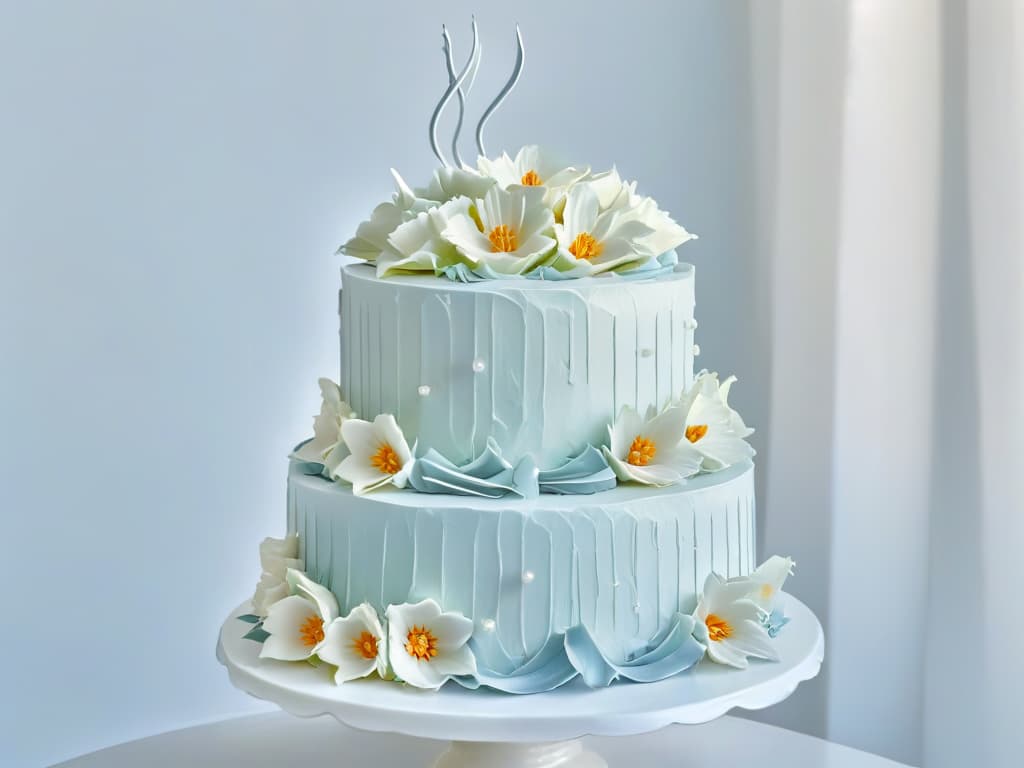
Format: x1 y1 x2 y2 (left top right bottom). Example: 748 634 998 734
475 25 524 159
429 22 479 168
429 21 525 167
443 20 482 168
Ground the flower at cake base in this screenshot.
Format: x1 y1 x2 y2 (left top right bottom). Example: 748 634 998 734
551 183 658 276
746 555 795 613
746 555 795 638
251 533 304 617
477 145 588 205
692 572 778 669
378 196 474 278
319 603 390 684
442 185 557 276
385 599 476 690
259 569 340 661
674 371 755 472
335 414 414 495
291 378 356 478
602 403 702 487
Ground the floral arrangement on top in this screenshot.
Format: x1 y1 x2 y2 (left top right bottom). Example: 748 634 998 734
339 146 696 283
338 23 695 282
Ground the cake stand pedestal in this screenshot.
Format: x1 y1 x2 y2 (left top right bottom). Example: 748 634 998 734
217 594 823 768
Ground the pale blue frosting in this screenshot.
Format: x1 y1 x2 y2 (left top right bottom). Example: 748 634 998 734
564 613 706 688
340 264 696 468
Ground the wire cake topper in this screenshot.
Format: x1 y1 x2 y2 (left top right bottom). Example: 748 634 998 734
428 19 525 168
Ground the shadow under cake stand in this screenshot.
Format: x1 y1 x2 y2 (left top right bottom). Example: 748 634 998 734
217 594 824 768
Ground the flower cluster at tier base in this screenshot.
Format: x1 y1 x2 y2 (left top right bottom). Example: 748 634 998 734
290 369 753 499
243 537 795 693
339 146 696 282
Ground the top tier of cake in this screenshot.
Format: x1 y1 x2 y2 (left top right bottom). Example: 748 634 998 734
339 263 697 469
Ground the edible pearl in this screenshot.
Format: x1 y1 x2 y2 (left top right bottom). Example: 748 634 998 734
417 384 431 397
692 344 701 357
640 348 653 358
522 570 535 584
633 601 641 613
612 580 621 588
481 619 496 632
472 358 487 373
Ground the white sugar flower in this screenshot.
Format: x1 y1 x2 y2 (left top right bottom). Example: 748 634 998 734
336 414 414 495
319 603 389 684
602 403 702 487
746 556 795 613
553 183 657 275
416 167 496 205
442 185 556 275
378 196 474 278
676 371 755 472
604 176 697 257
292 379 356 477
251 534 303 617
338 169 424 263
477 145 588 205
386 599 476 690
260 569 340 662
693 572 778 669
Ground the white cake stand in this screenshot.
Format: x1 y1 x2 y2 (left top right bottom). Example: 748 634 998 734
217 594 824 768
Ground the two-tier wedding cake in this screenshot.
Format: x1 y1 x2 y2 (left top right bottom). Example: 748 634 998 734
237 22 794 695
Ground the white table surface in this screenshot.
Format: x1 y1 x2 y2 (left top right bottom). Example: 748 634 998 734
54 712 912 768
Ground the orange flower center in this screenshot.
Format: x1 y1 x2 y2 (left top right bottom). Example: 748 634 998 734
627 436 656 466
705 613 732 642
352 630 379 660
488 224 518 253
520 169 542 186
371 443 401 475
568 232 603 261
299 614 325 647
686 424 709 443
760 583 775 602
405 625 439 662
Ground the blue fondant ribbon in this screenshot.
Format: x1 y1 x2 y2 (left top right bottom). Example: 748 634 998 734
455 632 578 694
537 445 617 495
564 613 707 688
407 441 615 498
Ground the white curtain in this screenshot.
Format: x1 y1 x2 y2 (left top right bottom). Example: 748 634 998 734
748 1 1024 766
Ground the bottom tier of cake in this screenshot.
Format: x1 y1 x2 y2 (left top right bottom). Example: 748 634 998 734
288 460 755 671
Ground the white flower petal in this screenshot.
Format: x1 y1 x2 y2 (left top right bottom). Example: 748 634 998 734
286 569 339 622
430 612 474 650
705 637 751 668
561 184 599 237
320 605 386 683
747 556 795 612
429 643 478 678
260 595 320 661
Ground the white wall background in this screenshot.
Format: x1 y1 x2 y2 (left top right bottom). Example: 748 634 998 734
1 2 767 766
6 2 1024 767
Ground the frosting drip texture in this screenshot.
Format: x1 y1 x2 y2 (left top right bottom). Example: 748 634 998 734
339 264 697 468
